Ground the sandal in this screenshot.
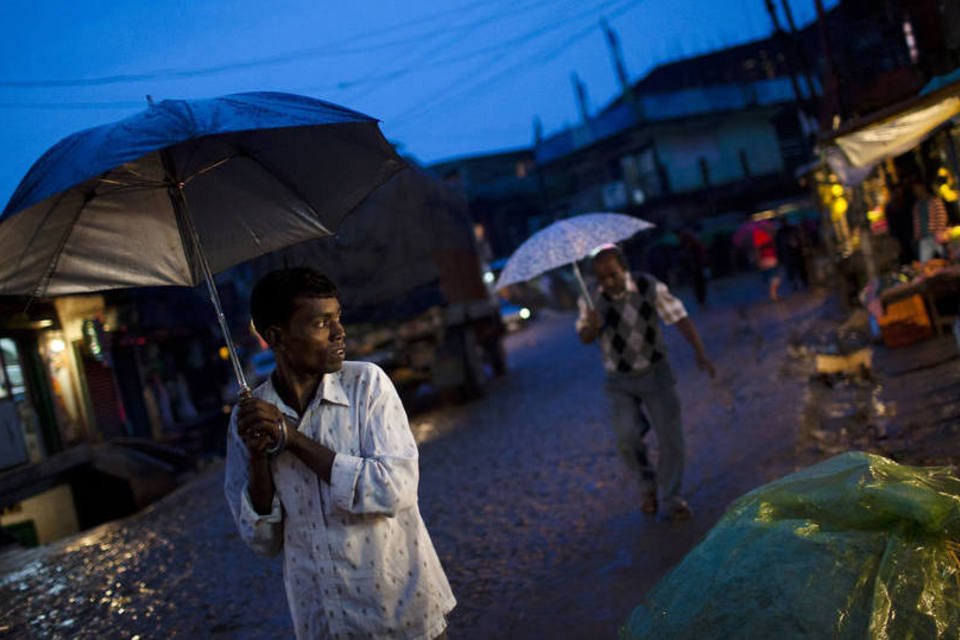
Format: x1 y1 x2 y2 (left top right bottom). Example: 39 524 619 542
669 502 693 521
641 493 658 515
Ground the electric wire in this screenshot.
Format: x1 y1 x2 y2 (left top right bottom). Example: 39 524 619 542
327 0 622 94
388 0 642 129
0 0 559 89
0 0 627 113
338 0 568 104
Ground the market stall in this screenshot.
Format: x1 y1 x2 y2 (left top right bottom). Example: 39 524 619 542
862 258 960 347
822 72 960 346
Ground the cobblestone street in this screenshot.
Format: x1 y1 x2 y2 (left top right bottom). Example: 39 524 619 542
0 276 840 639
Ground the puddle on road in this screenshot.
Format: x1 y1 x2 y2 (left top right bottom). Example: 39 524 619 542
790 333 960 466
799 377 890 456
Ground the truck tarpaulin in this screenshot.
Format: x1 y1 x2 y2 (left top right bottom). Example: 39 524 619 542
253 165 484 323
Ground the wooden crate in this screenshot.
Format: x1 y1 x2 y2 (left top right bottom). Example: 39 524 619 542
879 294 932 348
880 294 931 327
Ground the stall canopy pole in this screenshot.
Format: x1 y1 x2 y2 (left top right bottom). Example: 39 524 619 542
853 185 878 282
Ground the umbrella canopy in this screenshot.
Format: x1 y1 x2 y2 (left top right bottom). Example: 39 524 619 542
0 91 404 391
493 213 654 298
0 91 403 296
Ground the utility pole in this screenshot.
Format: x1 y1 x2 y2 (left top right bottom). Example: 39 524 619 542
764 0 813 161
570 72 590 124
763 0 805 103
532 115 551 218
813 0 843 127
778 0 818 102
532 116 543 147
600 19 638 118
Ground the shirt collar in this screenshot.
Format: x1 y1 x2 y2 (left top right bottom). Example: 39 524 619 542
260 368 351 418
317 369 351 407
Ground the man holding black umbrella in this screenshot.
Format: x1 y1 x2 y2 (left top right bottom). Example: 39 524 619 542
224 267 455 639
577 245 715 521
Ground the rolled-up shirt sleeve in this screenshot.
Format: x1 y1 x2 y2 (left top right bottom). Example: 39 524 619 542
224 408 283 557
330 366 419 517
655 281 688 325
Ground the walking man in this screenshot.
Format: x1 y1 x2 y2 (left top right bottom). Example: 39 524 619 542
576 245 715 520
225 267 455 639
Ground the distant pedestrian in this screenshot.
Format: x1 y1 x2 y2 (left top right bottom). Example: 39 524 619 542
678 229 708 307
911 179 949 262
576 245 715 520
886 182 917 265
751 222 781 301
775 217 806 291
224 267 455 640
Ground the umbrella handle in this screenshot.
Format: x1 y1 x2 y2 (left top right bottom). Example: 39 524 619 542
571 261 594 310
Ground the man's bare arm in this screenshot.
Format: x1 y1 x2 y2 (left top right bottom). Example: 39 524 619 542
675 316 716 377
238 399 335 514
237 400 280 515
247 455 276 515
286 427 335 484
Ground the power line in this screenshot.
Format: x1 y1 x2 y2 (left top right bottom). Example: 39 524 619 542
0 0 607 112
326 0 626 102
0 100 144 110
389 0 641 128
0 0 557 89
339 0 567 104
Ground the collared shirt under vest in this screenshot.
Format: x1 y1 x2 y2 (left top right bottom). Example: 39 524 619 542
576 272 687 374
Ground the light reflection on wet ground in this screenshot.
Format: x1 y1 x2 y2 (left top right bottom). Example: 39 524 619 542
1 274 955 638
795 331 960 467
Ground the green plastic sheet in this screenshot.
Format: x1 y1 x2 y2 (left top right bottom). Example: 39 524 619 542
622 452 960 639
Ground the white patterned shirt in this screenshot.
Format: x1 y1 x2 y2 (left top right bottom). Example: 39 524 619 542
224 361 456 640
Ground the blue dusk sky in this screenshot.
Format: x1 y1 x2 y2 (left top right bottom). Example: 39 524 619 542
0 0 838 206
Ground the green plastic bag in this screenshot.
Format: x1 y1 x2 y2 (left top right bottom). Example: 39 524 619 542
622 452 960 639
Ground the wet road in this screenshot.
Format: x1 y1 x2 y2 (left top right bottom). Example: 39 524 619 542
0 275 831 639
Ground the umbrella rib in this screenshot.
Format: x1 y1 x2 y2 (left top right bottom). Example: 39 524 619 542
31 193 93 299
181 154 238 186
98 177 163 190
96 182 164 198
4 190 70 297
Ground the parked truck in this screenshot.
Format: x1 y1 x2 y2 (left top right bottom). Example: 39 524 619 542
249 164 505 401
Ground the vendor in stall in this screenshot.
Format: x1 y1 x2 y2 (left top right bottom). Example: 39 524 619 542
912 178 949 262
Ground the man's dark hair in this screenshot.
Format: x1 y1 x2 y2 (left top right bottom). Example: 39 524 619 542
592 245 628 269
250 267 340 336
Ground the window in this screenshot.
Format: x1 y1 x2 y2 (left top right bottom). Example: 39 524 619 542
620 147 664 200
0 338 25 400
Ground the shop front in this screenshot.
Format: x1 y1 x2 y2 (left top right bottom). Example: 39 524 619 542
820 73 960 347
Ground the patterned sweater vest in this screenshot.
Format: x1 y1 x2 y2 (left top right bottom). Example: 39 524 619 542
595 273 667 374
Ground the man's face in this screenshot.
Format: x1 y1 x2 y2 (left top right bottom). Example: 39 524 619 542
593 254 627 297
273 296 346 375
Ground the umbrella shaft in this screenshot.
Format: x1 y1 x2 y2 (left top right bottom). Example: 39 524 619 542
169 181 250 396
572 261 594 310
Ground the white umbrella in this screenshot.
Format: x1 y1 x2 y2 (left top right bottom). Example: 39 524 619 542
494 212 654 309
